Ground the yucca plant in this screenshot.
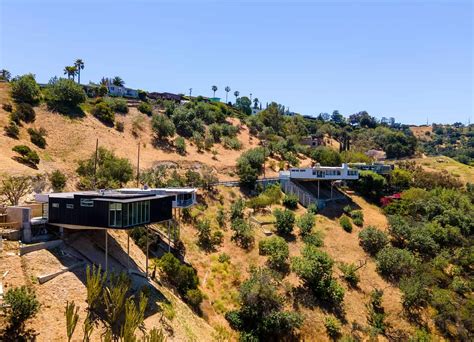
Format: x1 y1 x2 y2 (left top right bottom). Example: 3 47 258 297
82 313 94 342
103 273 130 338
121 292 148 341
86 265 106 313
145 328 166 342
65 300 79 342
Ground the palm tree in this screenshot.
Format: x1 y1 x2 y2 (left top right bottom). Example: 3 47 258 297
234 90 240 104
74 59 85 84
224 86 231 103
112 76 125 87
211 85 218 98
0 69 11 81
63 66 77 81
253 98 259 109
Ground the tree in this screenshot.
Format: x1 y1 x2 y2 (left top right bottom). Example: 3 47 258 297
12 145 40 167
0 176 32 205
152 114 176 141
175 136 186 155
45 78 86 113
236 147 265 186
74 59 85 84
259 236 289 270
236 96 252 115
91 102 115 125
63 66 77 81
354 170 386 199
390 168 412 191
273 208 295 235
359 226 388 255
49 170 67 191
310 147 342 166
225 268 303 340
212 85 218 97
233 90 239 103
376 246 417 280
230 218 254 249
297 212 315 236
0 68 11 81
10 73 41 104
224 86 231 103
3 286 40 332
76 147 133 189
112 76 125 87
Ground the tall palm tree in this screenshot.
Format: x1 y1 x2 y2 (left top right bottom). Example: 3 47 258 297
0 69 11 81
224 86 231 103
112 76 125 87
234 90 240 104
253 98 259 109
63 66 77 81
74 59 85 84
211 85 218 98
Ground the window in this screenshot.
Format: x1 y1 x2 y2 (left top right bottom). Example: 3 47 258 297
52 203 59 208
121 200 151 227
66 204 74 209
109 203 122 227
80 199 94 207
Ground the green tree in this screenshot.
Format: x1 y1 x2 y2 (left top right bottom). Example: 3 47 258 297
236 96 252 115
45 78 86 113
233 90 239 103
49 170 67 191
63 65 77 81
390 168 412 191
3 286 40 332
259 236 289 270
112 76 125 87
376 246 417 280
12 145 40 167
10 73 41 104
310 147 342 166
0 176 32 205
91 102 115 125
354 170 387 199
76 147 133 189
152 114 176 141
175 136 186 155
74 59 85 84
212 85 218 97
273 208 295 235
297 212 315 236
224 86 231 103
359 226 388 255
0 68 11 81
236 147 265 186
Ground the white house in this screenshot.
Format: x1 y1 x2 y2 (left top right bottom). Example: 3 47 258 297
108 85 139 98
282 163 359 181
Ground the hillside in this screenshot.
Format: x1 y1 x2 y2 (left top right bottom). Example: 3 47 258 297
413 155 474 184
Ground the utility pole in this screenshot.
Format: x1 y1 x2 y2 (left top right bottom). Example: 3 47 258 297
136 143 140 188
189 88 192 97
93 138 99 189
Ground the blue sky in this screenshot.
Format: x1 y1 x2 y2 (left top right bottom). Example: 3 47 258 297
1 0 472 124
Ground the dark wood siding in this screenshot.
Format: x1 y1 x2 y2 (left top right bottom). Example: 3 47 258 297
150 196 173 222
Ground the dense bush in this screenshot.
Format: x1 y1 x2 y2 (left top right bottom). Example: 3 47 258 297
273 208 295 235
27 127 46 148
152 114 176 141
236 147 265 186
172 106 205 137
351 210 364 226
324 316 342 339
2 102 13 112
76 147 133 189
339 215 353 233
359 226 388 255
225 268 303 341
353 171 386 199
222 136 242 150
307 203 318 214
339 262 360 287
376 246 417 280
10 73 41 104
49 170 67 191
45 78 86 113
230 198 245 220
282 194 298 209
159 252 199 296
303 232 324 247
259 236 289 270
175 136 186 155
12 103 36 123
91 102 115 124
292 245 344 306
196 219 223 251
4 121 19 138
138 102 152 115
297 212 315 236
12 145 40 167
105 97 128 113
310 147 342 166
399 274 431 314
3 286 40 330
185 289 204 311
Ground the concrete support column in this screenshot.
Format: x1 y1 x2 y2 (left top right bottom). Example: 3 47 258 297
168 220 171 252
145 225 149 278
105 229 108 273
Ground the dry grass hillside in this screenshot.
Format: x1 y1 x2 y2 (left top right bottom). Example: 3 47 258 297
413 155 474 185
0 82 310 185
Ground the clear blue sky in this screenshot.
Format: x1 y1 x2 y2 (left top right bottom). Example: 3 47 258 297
1 0 472 124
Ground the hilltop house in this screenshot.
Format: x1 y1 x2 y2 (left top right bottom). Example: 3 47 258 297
108 85 139 98
300 135 325 148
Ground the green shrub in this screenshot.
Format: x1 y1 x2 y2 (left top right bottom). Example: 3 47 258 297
152 114 176 141
273 208 295 235
376 246 417 280
3 102 13 112
359 226 388 255
307 203 318 214
259 236 289 270
366 289 386 335
12 145 40 166
49 170 67 191
339 215 352 233
105 97 128 113
354 171 387 199
3 286 40 330
230 218 254 249
185 289 203 311
138 102 152 115
159 252 199 295
222 137 242 150
45 78 86 113
339 262 360 287
27 127 46 148
10 73 41 104
297 212 315 236
236 147 265 186
351 210 364 226
218 252 231 263
230 198 245 220
399 275 431 313
282 194 298 209
303 232 324 247
175 136 186 155
13 103 36 123
343 205 353 214
310 147 342 166
324 316 342 339
4 121 19 139
91 102 115 124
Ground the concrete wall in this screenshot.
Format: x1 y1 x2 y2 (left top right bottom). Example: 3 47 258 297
6 206 31 242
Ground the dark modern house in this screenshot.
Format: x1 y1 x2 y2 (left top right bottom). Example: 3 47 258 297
36 191 174 230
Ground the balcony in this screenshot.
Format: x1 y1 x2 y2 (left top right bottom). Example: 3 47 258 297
174 198 194 208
